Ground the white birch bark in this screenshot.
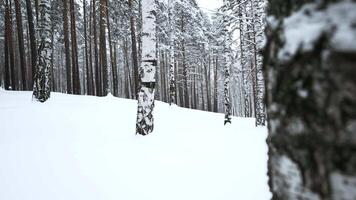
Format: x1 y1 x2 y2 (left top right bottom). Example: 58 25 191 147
136 0 157 135
33 0 52 102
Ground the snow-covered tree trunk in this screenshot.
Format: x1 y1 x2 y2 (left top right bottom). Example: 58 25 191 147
33 0 52 102
253 0 266 126
136 0 157 135
238 1 251 118
223 0 231 125
265 0 356 199
168 0 176 105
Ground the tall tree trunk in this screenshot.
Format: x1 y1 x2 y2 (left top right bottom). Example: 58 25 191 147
8 0 16 90
222 1 231 124
50 21 55 91
128 0 139 99
25 0 36 90
168 0 176 105
4 0 12 90
33 0 52 102
213 55 218 113
88 0 94 95
265 0 356 199
83 0 92 95
92 0 101 96
123 39 132 99
99 0 108 95
70 0 80 94
14 0 28 90
62 0 72 94
136 0 157 135
105 0 118 97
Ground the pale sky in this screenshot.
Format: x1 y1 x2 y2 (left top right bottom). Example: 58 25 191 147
196 0 223 14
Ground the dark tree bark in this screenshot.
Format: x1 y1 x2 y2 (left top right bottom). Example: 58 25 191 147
105 0 118 97
62 0 72 94
88 0 94 95
92 0 101 96
128 0 139 99
265 0 356 199
14 0 28 90
213 55 218 113
25 0 37 90
98 0 108 95
4 0 12 90
70 0 80 94
83 0 93 95
8 0 16 90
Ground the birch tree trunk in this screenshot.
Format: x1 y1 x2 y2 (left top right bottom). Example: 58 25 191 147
168 0 176 105
136 0 157 135
223 0 231 125
265 0 356 199
33 0 52 102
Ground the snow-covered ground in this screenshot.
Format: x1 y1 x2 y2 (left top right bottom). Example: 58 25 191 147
0 89 271 200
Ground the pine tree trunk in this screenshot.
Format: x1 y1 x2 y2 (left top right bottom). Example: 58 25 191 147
14 0 28 90
83 0 92 95
105 0 118 97
99 0 108 95
62 0 72 94
25 0 36 90
88 0 94 95
92 0 101 96
265 0 356 199
128 0 139 99
33 0 52 102
70 0 80 94
136 0 157 135
4 0 12 90
8 0 16 90
213 55 218 113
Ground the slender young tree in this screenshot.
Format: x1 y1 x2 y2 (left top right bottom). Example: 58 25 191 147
136 0 157 135
33 0 52 102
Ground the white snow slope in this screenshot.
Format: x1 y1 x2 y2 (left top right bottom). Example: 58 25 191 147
0 90 271 200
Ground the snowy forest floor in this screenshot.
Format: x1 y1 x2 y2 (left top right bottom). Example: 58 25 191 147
0 89 271 200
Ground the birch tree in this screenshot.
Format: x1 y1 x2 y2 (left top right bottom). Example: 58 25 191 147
136 0 157 135
33 0 52 102
265 0 356 198
168 0 176 105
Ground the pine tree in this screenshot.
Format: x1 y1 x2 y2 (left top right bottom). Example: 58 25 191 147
14 0 28 90
25 0 37 90
33 0 52 102
136 0 157 135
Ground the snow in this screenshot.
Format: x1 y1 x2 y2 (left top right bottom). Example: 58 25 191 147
278 1 356 61
0 90 271 200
